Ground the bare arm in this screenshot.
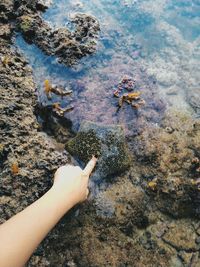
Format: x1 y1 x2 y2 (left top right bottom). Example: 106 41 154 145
0 157 97 267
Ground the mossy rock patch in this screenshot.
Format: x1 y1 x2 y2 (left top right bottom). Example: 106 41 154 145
19 15 35 33
66 121 131 178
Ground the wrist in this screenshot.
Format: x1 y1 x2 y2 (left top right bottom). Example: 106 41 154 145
49 186 78 212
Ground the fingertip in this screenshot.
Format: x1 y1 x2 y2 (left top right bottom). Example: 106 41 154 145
83 156 97 177
86 188 89 198
91 155 98 163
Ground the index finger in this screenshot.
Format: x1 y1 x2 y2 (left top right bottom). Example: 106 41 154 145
82 156 97 178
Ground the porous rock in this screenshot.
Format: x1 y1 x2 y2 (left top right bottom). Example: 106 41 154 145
17 12 100 66
130 112 200 218
162 221 199 252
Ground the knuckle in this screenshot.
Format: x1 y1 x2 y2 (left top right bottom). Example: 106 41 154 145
75 166 82 172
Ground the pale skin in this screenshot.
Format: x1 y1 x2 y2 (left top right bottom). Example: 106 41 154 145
0 156 97 267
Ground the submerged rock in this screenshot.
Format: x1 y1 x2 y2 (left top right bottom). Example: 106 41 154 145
17 12 100 66
95 179 148 233
14 0 52 16
187 88 200 115
66 121 131 178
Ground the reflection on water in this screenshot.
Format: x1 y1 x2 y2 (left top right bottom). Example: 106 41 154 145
16 0 200 132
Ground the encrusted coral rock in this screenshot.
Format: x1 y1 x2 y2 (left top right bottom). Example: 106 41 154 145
66 121 131 178
14 0 52 16
17 12 100 66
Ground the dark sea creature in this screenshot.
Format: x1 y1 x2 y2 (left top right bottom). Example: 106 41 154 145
66 121 131 179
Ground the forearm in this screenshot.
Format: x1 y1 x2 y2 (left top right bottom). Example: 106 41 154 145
0 157 96 267
0 187 74 267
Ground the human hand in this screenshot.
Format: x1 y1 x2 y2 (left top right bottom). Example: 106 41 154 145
52 156 97 207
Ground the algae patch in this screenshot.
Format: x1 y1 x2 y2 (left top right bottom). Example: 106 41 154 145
66 121 131 178
19 15 34 33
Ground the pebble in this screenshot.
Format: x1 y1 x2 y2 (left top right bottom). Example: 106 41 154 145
195 236 200 244
166 88 178 95
196 227 200 236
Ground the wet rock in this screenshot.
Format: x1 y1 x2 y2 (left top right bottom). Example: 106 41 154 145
13 0 51 16
166 87 178 95
162 221 199 252
18 15 37 37
0 0 14 22
35 0 52 11
196 227 200 236
95 179 148 233
0 37 69 230
17 12 100 66
66 121 131 178
0 144 7 164
169 256 183 267
195 236 200 245
0 24 12 40
190 253 200 267
130 112 200 218
187 88 200 115
178 251 194 266
71 210 173 267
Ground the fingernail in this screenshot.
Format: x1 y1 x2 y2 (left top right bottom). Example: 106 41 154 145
92 155 98 162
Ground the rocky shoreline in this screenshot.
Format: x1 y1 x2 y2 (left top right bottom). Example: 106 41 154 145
1 1 200 266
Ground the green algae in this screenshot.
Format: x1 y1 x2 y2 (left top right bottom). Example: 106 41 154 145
19 15 34 33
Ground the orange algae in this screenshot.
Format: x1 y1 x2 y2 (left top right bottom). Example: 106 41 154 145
44 79 52 95
119 91 141 107
11 162 19 175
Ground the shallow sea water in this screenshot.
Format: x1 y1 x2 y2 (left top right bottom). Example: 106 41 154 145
16 0 200 131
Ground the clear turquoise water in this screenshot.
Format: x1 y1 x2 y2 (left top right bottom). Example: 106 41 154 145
16 0 200 131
